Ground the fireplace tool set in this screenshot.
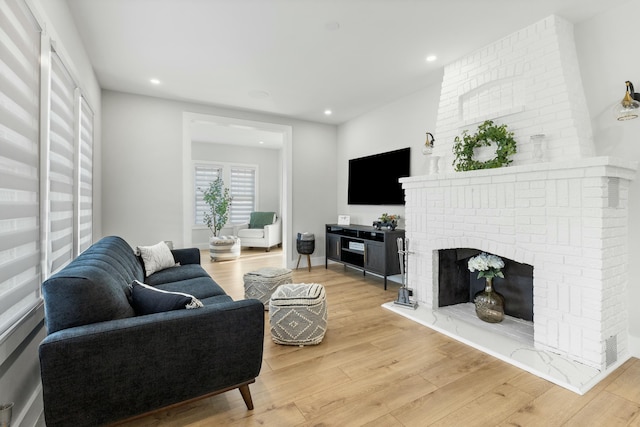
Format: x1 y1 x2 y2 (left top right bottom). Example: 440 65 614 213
394 237 418 309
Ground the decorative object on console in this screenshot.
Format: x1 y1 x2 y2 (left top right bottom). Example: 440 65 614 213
201 176 233 237
337 215 350 225
614 80 640 121
468 252 505 323
373 213 399 230
452 120 517 172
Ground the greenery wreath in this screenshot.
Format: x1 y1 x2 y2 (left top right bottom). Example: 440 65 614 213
452 120 517 172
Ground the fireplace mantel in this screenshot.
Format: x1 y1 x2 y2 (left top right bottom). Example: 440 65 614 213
401 156 638 186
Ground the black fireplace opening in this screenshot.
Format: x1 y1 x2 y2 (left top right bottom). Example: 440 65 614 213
438 248 534 321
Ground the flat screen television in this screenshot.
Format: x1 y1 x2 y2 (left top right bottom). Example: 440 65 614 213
348 147 410 205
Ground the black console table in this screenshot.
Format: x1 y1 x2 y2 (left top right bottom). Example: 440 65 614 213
325 224 404 289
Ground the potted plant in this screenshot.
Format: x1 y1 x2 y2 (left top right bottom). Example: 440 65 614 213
202 177 232 237
374 213 400 230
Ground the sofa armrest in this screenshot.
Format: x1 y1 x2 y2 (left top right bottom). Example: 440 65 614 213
171 247 200 265
39 299 264 427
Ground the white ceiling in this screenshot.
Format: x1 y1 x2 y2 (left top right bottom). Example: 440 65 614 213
66 0 621 128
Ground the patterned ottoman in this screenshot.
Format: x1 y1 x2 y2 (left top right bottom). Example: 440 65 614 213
269 283 327 346
209 236 241 261
243 267 293 309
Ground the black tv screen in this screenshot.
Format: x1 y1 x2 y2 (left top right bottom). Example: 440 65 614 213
348 147 410 205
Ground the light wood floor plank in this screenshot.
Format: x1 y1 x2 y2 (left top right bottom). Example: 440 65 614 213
114 249 640 426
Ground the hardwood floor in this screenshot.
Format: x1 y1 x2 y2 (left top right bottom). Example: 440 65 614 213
119 248 640 426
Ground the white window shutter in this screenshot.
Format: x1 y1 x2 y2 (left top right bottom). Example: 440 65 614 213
48 51 75 274
0 0 42 337
230 167 256 224
77 96 93 253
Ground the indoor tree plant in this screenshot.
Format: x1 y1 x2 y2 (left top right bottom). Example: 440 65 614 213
202 176 232 237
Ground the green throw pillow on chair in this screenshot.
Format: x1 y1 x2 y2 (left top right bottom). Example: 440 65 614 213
249 212 276 229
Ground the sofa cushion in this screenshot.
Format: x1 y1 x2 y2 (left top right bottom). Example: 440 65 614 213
154 276 227 300
145 263 211 287
137 241 177 276
199 294 234 305
238 228 265 239
249 211 276 229
130 280 203 315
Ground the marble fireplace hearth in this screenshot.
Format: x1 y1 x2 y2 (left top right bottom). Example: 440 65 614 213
383 301 604 394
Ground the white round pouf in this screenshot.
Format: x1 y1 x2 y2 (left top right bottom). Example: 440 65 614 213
243 267 293 309
209 236 241 261
269 283 327 346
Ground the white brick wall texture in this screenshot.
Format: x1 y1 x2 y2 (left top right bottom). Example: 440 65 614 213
402 159 636 370
432 15 595 173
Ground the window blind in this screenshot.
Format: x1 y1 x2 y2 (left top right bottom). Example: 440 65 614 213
194 164 221 225
0 0 41 338
77 96 93 253
230 166 256 224
48 51 75 274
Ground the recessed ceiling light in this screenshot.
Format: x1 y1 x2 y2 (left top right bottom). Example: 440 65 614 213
324 109 332 116
426 55 437 62
150 78 161 85
259 141 264 144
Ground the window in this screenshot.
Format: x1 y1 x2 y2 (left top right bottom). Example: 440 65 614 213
229 167 256 224
77 96 94 254
193 163 256 226
0 0 95 339
48 51 76 274
0 0 42 338
194 164 221 225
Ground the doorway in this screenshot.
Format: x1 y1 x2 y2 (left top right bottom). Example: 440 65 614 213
182 112 292 267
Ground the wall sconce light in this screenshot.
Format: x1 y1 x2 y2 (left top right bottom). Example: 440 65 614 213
614 81 640 121
422 132 435 155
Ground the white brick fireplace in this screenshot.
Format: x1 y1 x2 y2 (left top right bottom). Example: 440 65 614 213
385 15 638 392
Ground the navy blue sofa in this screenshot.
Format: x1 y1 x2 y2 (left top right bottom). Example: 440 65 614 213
39 236 264 427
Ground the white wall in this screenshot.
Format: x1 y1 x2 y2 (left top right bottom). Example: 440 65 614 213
101 90 337 266
336 80 442 228
573 0 640 355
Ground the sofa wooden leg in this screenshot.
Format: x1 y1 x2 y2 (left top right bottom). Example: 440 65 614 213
238 384 254 410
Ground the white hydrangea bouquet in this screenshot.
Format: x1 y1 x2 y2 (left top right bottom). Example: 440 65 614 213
468 252 505 279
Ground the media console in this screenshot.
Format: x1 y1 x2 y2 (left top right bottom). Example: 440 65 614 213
325 224 405 289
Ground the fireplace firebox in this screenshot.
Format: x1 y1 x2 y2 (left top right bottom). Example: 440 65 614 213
438 249 533 321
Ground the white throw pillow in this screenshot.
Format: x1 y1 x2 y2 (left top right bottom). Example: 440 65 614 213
137 241 176 277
